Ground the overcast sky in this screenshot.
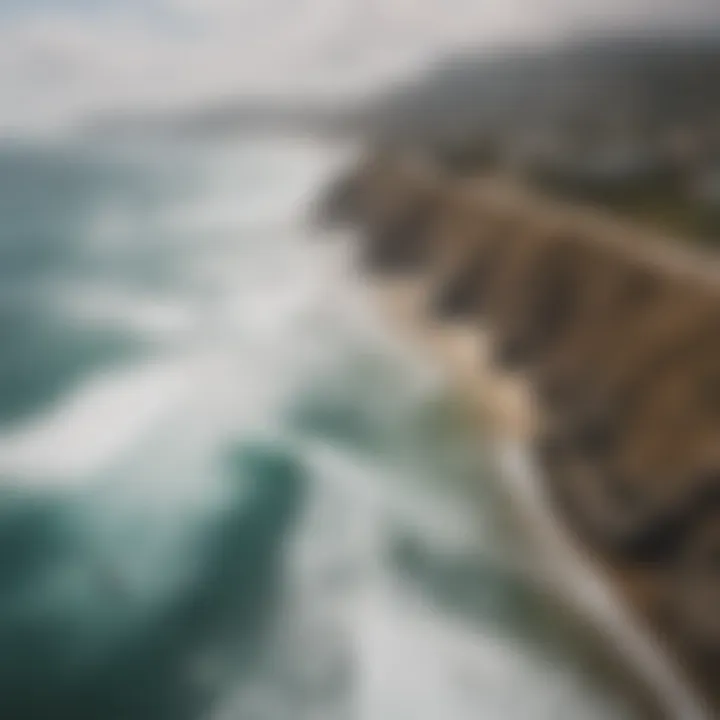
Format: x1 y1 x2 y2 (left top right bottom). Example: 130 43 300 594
1 0 719 134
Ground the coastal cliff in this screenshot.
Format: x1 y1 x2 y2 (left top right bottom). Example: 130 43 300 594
318 156 720 718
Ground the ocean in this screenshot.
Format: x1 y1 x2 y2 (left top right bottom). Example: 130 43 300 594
0 135 643 719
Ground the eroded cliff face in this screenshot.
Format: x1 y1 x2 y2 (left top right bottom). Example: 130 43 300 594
317 148 720 717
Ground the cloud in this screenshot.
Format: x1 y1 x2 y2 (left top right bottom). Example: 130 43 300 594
0 0 373 133
0 0 718 135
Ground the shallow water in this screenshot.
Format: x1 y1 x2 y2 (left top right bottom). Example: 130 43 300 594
0 136 644 719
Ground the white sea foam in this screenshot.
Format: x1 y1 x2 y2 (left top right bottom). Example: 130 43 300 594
0 357 204 485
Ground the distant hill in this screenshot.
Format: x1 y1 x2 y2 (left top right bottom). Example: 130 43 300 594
364 30 720 142
83 29 720 143
82 98 362 140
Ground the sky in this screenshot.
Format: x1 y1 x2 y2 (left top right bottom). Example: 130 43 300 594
0 0 719 134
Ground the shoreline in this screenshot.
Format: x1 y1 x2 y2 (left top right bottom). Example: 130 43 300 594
369 277 711 720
